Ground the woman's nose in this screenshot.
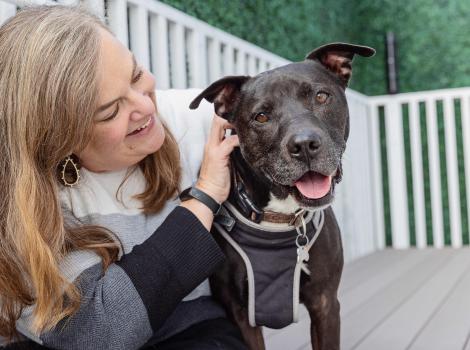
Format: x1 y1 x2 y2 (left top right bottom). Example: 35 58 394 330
129 90 155 121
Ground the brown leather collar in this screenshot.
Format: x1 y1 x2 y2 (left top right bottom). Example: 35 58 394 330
230 159 304 226
261 209 305 226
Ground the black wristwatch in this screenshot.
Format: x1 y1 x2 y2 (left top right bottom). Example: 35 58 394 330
179 187 221 215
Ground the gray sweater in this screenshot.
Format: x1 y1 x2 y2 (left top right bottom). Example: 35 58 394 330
13 90 225 349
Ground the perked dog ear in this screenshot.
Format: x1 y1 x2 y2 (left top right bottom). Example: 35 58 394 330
306 43 375 87
189 75 251 120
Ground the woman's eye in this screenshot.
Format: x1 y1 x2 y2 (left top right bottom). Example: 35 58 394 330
102 105 119 122
254 112 269 123
131 69 143 84
316 91 329 104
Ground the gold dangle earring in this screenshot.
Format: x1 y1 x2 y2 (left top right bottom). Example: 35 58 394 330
58 154 81 187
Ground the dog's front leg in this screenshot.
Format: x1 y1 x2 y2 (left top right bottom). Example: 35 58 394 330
229 304 265 350
305 293 340 350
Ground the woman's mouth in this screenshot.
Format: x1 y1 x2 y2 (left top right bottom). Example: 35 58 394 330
127 116 154 136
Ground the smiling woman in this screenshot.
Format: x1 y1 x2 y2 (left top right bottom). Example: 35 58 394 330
0 5 246 350
79 29 166 173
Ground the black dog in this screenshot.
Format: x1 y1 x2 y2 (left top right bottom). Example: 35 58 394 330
190 43 375 350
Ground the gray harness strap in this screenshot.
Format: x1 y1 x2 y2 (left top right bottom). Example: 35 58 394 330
214 205 324 329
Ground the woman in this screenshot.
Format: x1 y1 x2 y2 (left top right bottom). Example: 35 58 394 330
0 5 245 350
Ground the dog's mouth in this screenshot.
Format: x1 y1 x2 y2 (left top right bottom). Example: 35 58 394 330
293 171 332 200
279 169 340 207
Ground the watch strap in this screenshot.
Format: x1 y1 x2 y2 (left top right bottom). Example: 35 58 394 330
179 187 221 215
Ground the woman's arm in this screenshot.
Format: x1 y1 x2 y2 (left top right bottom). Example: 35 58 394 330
18 207 223 350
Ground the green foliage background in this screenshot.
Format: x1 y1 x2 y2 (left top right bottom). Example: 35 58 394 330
160 0 470 96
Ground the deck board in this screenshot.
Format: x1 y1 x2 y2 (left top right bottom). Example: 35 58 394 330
409 260 470 350
340 249 409 293
265 248 470 350
352 249 470 350
341 249 452 349
340 248 435 317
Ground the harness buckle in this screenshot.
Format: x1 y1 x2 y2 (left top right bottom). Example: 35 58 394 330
215 206 237 232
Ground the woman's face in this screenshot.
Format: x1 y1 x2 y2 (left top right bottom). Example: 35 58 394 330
78 28 165 172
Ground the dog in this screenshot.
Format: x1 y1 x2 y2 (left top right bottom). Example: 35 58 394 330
189 42 375 350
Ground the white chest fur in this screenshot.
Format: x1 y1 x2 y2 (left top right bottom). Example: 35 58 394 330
264 193 300 214
260 194 300 228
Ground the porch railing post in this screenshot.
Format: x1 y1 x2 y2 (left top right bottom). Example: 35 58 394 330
247 55 257 76
107 0 129 48
187 30 207 88
408 100 427 248
207 37 221 83
368 103 386 249
461 95 470 243
129 4 150 70
150 13 170 89
384 100 410 248
235 49 246 75
425 98 445 248
443 97 462 247
168 21 186 88
222 44 235 76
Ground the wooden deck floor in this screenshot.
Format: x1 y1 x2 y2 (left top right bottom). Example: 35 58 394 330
265 248 470 350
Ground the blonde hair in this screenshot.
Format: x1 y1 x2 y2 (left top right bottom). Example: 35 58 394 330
0 5 181 339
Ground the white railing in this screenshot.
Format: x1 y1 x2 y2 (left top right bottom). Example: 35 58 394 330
0 0 289 88
370 88 470 249
334 90 384 261
2 0 469 263
107 0 289 89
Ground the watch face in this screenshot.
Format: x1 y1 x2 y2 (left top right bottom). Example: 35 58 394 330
179 188 187 198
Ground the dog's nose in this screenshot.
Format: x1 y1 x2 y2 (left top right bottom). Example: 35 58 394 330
287 132 322 159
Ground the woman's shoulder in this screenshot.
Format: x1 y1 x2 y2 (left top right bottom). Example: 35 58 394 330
156 89 214 141
156 89 215 189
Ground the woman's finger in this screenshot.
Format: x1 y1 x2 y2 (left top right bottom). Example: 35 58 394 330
207 115 225 146
219 120 235 142
219 134 239 154
208 115 235 146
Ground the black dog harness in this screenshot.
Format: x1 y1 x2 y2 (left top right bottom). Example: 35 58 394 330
214 203 324 329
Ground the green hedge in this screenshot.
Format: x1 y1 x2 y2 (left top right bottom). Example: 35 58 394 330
160 0 470 96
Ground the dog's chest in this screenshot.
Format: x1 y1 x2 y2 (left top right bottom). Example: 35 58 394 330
214 209 323 329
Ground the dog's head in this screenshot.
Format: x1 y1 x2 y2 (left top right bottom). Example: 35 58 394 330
190 43 375 209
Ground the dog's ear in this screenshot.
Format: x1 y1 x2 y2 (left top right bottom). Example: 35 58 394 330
306 43 375 87
189 75 251 120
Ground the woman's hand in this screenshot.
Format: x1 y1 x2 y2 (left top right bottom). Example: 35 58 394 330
196 115 239 204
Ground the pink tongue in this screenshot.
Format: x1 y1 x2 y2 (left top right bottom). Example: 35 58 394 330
294 172 332 199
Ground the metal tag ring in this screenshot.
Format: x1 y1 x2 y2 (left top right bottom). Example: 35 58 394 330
296 235 309 248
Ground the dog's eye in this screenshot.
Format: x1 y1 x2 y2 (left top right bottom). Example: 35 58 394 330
254 113 269 123
316 92 329 104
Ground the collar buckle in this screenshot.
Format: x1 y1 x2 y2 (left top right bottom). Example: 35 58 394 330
236 182 263 223
289 208 306 227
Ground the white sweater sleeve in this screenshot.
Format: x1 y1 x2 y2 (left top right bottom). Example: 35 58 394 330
156 89 216 189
